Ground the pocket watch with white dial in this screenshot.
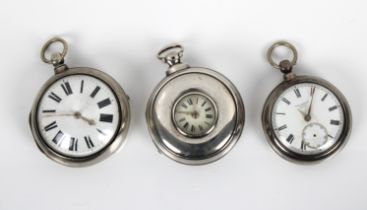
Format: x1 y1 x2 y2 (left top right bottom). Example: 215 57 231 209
262 41 352 163
29 37 130 167
146 44 245 165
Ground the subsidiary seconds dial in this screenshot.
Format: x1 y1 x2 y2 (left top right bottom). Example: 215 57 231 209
37 74 120 157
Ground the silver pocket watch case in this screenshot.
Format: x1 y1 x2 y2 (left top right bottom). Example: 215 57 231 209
146 44 245 165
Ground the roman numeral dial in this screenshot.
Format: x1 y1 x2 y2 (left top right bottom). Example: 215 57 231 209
173 92 218 137
271 83 345 155
36 74 121 158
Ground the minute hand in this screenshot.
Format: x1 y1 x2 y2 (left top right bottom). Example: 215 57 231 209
305 86 315 121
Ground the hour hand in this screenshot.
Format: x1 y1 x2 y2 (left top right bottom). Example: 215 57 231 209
176 111 193 115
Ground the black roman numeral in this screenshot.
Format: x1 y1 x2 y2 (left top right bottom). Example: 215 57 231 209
294 88 301 98
321 93 328 101
281 97 291 105
286 134 294 144
191 125 195 132
97 98 111 109
42 109 56 113
183 122 189 129
96 128 106 136
52 130 64 145
80 80 84 93
206 114 213 118
330 120 340 126
99 114 113 123
69 137 78 151
187 98 193 105
61 81 73 95
328 105 338 112
201 101 207 107
84 136 94 149
310 85 316 95
276 124 287 131
181 103 188 109
48 92 62 103
90 86 101 98
275 112 286 115
301 141 307 150
44 121 57 132
205 107 212 112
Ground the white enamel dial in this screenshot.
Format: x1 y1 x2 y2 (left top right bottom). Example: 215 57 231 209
36 74 120 157
272 83 344 155
173 92 217 137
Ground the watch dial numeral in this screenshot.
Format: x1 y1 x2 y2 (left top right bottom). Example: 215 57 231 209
90 86 101 98
84 136 95 149
310 85 316 95
42 109 56 113
69 137 78 151
294 88 301 98
183 122 189 129
48 92 62 103
191 125 195 132
80 80 84 93
205 107 212 112
330 120 340 126
206 114 213 119
99 114 113 123
187 98 193 105
181 103 188 109
61 81 73 96
281 97 291 105
301 141 307 150
96 128 106 136
275 112 286 115
201 101 207 107
321 93 328 101
286 134 294 144
276 124 287 131
97 98 111 109
52 130 64 145
328 105 338 112
44 121 58 132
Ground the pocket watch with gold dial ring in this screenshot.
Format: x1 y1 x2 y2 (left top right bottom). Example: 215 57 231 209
262 41 352 163
146 44 245 165
29 37 130 167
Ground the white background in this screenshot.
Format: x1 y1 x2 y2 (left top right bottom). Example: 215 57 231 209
0 0 366 209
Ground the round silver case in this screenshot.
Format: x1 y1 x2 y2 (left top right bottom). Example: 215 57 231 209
262 75 352 163
262 41 352 163
29 38 130 167
146 44 245 165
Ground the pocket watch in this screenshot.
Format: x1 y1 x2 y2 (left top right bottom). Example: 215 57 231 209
262 41 352 163
29 37 130 167
146 44 245 165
